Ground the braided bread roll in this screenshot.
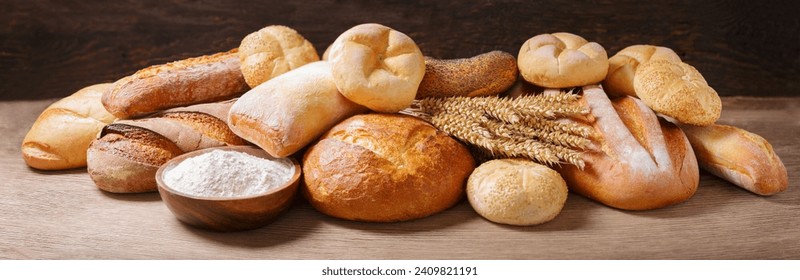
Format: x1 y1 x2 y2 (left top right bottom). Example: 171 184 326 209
517 32 608 88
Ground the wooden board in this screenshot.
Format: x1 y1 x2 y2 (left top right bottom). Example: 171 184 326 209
1 97 798 259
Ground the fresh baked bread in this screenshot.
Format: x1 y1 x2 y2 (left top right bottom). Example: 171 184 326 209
603 45 681 97
102 49 249 119
238 25 319 88
416 51 518 99
302 113 476 222
228 61 367 158
328 23 425 112
517 32 608 88
633 59 721 126
87 101 245 193
556 86 699 210
22 83 117 170
467 159 568 226
679 123 788 195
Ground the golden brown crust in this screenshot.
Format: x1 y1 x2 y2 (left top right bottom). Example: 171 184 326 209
302 114 476 222
680 124 788 195
517 32 608 88
102 49 249 119
416 51 518 99
556 86 699 210
239 25 319 87
603 45 681 97
633 59 721 126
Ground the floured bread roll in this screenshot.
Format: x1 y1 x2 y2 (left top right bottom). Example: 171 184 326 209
328 23 425 112
239 25 319 87
603 45 681 97
634 59 721 126
517 32 608 88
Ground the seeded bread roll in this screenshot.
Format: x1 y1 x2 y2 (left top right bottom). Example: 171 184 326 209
633 59 721 126
679 123 788 196
416 51 518 99
328 23 425 112
238 25 319 88
517 32 608 88
302 114 476 222
467 159 568 226
22 83 116 170
603 45 681 97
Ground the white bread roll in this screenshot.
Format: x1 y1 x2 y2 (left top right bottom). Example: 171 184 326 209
517 32 608 88
467 159 568 226
556 86 699 210
228 61 367 158
328 23 425 112
603 45 681 97
634 59 721 126
22 83 116 170
238 25 319 88
679 124 788 195
302 114 476 222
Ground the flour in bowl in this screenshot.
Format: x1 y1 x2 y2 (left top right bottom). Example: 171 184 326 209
163 149 294 198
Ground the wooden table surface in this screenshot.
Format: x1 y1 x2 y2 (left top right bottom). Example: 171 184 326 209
1 97 797 260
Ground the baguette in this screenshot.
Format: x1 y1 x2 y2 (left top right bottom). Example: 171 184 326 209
679 124 788 195
87 101 246 193
22 83 116 170
102 49 249 119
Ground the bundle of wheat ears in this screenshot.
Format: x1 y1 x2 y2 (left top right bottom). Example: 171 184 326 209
403 88 593 169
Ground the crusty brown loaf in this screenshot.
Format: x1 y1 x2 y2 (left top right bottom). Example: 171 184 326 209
633 59 721 126
102 49 249 119
556 86 699 210
517 32 608 88
228 61 367 158
22 83 116 170
416 51 518 99
239 25 319 88
602 45 681 97
87 101 246 193
302 114 476 222
679 123 788 195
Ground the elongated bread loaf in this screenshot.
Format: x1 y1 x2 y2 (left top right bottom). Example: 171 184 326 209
102 49 249 119
679 124 788 195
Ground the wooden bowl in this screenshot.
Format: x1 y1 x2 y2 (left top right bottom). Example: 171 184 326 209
155 146 301 232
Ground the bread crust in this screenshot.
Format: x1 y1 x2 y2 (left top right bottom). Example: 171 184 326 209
102 49 249 119
416 51 518 99
517 32 608 88
603 45 681 97
633 59 721 126
239 25 319 87
302 114 476 222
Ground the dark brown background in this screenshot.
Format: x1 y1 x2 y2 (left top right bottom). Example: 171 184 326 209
2 0 798 100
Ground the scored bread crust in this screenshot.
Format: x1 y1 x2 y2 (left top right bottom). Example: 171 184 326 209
603 45 681 97
517 32 608 88
302 114 476 222
239 25 319 87
556 86 699 210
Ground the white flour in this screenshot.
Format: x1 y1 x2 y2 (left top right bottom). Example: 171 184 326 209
163 149 294 198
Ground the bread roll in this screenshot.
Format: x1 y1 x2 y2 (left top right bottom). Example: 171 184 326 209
239 25 319 88
679 124 788 195
228 61 367 158
416 51 518 99
302 114 476 222
328 23 425 112
517 32 608 88
467 159 568 226
633 59 721 126
102 49 249 119
603 45 681 97
556 86 699 210
22 83 116 170
88 101 245 193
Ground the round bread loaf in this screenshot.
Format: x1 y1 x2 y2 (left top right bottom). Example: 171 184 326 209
467 159 568 226
633 59 721 126
239 25 319 88
328 23 425 112
603 45 681 97
517 32 608 88
302 114 476 222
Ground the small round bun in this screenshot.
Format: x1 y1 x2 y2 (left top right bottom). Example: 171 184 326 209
328 23 425 112
517 32 608 88
467 159 568 226
238 25 319 88
633 59 721 126
302 114 475 222
603 45 681 97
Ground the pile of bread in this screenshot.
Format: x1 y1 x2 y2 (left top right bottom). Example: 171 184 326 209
22 24 788 227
